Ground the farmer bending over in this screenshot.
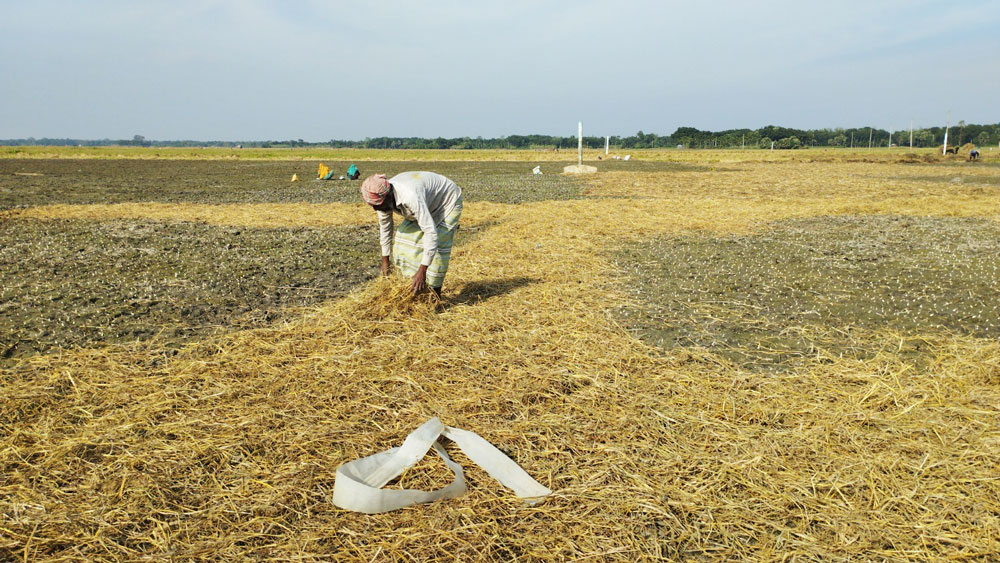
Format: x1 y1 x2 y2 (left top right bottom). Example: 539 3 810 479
361 172 463 296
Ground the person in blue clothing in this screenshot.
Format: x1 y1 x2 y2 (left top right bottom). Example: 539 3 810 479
347 164 361 180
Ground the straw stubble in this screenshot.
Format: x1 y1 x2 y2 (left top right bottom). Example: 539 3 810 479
1 156 999 560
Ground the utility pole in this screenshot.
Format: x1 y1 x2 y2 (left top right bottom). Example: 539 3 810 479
943 111 950 156
888 125 893 149
868 128 873 149
605 135 609 155
909 120 913 149
850 132 854 148
741 133 745 150
577 122 583 166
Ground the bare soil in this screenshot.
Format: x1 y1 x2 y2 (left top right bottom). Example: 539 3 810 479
0 159 622 208
617 215 1000 370
0 219 379 364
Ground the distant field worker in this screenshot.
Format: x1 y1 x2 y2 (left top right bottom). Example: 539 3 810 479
361 172 463 296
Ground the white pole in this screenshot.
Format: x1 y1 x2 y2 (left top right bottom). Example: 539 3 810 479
942 111 950 156
578 122 583 166
888 125 893 148
605 135 609 155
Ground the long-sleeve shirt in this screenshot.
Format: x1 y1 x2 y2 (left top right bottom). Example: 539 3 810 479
378 171 463 266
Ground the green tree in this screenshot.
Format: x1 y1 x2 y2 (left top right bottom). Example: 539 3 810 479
759 137 772 149
775 136 802 149
976 131 990 147
913 129 935 147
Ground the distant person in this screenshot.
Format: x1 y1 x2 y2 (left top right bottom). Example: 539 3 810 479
347 164 361 180
361 172 463 296
970 148 980 161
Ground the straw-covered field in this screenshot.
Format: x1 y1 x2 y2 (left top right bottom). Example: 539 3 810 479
2 148 999 560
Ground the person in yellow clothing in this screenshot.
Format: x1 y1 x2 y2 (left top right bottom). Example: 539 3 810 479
361 172 463 296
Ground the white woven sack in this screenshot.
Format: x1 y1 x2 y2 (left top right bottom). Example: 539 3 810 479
332 417 552 514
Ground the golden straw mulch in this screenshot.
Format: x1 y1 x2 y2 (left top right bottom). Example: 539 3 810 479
0 201 514 230
2 159 1000 560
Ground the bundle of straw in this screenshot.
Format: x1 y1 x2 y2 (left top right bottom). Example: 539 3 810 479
349 275 440 321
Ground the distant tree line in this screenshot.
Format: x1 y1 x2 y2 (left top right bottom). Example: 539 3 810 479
4 122 999 150
668 122 1000 149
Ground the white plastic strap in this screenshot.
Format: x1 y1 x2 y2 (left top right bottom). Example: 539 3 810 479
332 417 551 514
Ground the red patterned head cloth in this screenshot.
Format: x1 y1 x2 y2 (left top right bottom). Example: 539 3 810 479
361 174 390 205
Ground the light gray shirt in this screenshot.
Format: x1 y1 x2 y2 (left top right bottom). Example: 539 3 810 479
378 171 463 266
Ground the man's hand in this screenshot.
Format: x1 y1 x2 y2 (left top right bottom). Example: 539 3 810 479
412 264 428 294
380 256 391 276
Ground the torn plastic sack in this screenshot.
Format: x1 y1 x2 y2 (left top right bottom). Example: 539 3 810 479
332 417 552 514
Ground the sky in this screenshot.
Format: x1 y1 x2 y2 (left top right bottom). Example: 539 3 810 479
1 0 998 141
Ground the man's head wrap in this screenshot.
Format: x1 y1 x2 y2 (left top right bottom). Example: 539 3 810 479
361 174 390 205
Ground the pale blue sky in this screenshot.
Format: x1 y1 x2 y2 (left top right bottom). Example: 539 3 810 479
2 0 998 141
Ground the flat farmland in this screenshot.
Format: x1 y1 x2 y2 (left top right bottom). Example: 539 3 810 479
0 158 597 362
2 149 999 560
